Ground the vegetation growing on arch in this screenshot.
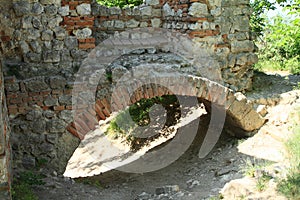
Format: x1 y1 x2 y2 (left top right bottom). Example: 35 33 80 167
96 0 143 8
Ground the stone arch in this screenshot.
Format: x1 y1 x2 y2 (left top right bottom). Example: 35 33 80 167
67 28 264 140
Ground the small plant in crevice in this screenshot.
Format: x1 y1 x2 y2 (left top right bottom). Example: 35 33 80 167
293 82 300 90
75 177 103 189
207 194 224 200
12 171 45 200
240 158 274 191
35 158 48 169
256 173 273 192
105 71 112 83
241 158 273 178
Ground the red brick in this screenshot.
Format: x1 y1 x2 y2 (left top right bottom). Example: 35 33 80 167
67 124 84 140
1 36 10 41
101 98 111 112
52 90 63 95
102 108 110 117
66 105 73 110
83 16 94 21
6 93 18 99
64 89 72 95
78 43 96 49
8 108 18 115
40 91 51 96
77 38 85 43
36 101 43 106
65 21 75 26
76 20 94 26
10 98 22 104
69 1 79 6
95 104 106 120
53 105 65 111
74 117 90 132
85 38 95 43
42 106 51 110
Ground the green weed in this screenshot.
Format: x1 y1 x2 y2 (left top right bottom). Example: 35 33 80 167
12 171 45 200
241 158 272 178
75 178 103 189
277 107 300 199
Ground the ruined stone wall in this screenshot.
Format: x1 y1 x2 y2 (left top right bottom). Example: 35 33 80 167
0 0 258 173
0 58 12 199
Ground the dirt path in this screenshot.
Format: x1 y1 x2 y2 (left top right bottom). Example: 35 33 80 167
31 71 300 200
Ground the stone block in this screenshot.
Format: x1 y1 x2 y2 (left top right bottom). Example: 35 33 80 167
76 3 91 16
231 40 254 53
47 119 66 133
41 30 53 41
27 28 41 40
64 36 78 49
114 20 125 29
44 96 58 106
43 50 60 63
126 19 140 28
140 6 152 16
146 0 159 6
188 3 208 17
40 0 60 5
58 5 69 16
163 3 174 16
48 16 63 29
73 28 92 39
32 17 42 29
45 4 58 16
32 2 44 15
109 6 121 15
13 1 31 17
151 18 161 28
22 16 33 29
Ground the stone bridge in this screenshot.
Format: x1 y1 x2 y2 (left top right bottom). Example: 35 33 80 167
0 0 261 198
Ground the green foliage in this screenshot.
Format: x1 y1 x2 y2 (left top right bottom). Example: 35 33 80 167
250 0 275 38
12 183 38 200
96 0 143 8
12 171 45 200
250 0 300 38
278 172 300 199
254 14 300 74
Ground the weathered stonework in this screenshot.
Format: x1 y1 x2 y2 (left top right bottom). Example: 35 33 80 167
0 56 12 199
0 0 261 186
